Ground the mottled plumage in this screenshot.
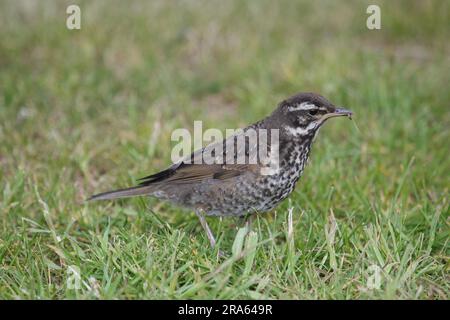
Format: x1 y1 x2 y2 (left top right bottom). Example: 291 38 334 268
89 92 352 248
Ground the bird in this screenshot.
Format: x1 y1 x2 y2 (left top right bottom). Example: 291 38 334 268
88 92 352 249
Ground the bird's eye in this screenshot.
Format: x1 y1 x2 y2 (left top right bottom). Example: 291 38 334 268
308 109 318 116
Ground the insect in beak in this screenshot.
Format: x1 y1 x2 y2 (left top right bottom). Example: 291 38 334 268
321 107 353 122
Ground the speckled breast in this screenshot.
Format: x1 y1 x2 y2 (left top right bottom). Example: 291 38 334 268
201 141 312 216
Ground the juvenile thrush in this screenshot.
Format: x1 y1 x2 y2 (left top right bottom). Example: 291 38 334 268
89 92 352 248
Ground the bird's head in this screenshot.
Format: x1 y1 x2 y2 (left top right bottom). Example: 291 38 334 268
272 92 352 139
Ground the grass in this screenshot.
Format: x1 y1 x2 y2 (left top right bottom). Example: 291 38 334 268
0 0 449 299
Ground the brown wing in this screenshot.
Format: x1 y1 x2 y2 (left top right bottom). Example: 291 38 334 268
138 131 263 186
138 162 258 186
89 128 270 201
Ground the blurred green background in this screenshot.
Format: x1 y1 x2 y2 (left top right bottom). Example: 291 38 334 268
0 0 448 299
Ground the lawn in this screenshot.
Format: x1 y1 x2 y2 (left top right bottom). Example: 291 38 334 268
0 0 448 299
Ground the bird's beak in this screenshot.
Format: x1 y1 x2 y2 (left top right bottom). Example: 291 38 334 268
321 107 353 121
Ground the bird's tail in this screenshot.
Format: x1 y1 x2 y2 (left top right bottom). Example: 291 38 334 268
87 185 155 201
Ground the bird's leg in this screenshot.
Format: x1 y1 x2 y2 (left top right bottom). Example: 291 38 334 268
195 210 216 249
244 213 255 233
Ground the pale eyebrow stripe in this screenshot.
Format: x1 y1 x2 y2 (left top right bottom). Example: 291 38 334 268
287 102 326 112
